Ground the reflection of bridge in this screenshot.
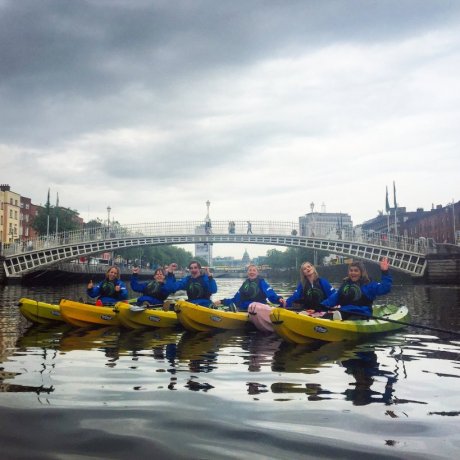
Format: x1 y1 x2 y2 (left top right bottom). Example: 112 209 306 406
1 220 430 279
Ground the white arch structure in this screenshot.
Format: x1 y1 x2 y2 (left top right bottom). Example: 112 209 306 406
1 220 428 278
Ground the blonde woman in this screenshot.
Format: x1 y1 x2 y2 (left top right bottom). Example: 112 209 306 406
285 262 335 314
87 265 128 305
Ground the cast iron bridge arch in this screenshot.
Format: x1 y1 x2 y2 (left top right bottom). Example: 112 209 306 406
1 220 428 278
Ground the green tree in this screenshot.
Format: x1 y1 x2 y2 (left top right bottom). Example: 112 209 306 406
115 245 205 269
31 206 81 235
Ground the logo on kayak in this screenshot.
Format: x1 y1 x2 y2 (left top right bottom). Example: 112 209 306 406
100 315 113 321
51 311 61 317
210 315 222 322
314 326 328 333
148 315 161 322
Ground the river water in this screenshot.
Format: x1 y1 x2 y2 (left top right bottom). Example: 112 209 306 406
1 278 460 459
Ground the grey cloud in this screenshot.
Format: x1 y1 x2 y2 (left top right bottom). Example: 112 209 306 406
2 0 460 145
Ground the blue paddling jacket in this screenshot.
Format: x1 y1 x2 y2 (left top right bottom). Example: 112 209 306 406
166 274 217 307
221 277 283 311
321 270 392 317
286 278 335 310
87 279 129 305
130 273 176 306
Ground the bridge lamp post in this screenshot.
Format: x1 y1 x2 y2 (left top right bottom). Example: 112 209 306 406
451 199 456 244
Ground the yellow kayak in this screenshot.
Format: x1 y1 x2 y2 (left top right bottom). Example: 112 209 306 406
115 301 179 329
18 297 64 324
59 299 122 327
174 299 250 332
270 304 409 343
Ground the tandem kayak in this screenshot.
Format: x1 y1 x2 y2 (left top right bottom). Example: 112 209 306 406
59 299 122 327
270 304 409 343
174 299 250 332
18 297 64 324
116 302 179 329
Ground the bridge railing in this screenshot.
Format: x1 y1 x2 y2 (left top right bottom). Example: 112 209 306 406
1 220 430 256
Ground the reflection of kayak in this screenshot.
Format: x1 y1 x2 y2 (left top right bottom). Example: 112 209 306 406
176 329 238 362
59 299 121 327
116 302 178 329
18 297 63 324
117 328 183 352
273 340 359 374
270 305 409 343
248 302 274 332
16 323 71 349
174 300 250 332
59 326 120 352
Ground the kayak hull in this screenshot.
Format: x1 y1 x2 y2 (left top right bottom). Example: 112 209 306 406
270 304 409 343
116 302 178 329
174 299 250 332
19 297 63 324
59 299 121 327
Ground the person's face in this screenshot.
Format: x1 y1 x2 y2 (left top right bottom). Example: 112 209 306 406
348 266 362 282
189 264 201 278
154 271 165 282
247 266 258 280
107 268 118 281
302 263 315 277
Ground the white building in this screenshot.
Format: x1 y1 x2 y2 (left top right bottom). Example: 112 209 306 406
299 202 353 239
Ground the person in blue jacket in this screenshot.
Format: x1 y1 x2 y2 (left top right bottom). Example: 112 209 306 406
165 260 217 307
285 261 335 313
87 265 129 305
321 257 392 320
215 264 285 311
130 264 176 306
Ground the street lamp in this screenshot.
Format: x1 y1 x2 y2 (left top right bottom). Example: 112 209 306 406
107 206 111 227
451 199 456 244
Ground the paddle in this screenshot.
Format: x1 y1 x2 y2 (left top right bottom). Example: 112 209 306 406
328 306 460 337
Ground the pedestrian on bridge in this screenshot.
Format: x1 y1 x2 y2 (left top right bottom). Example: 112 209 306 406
87 265 129 306
321 257 392 320
246 221 252 234
165 261 217 307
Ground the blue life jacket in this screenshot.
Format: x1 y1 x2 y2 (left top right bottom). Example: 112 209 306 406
238 278 267 303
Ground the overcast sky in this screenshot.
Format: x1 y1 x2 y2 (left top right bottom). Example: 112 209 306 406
2 0 459 257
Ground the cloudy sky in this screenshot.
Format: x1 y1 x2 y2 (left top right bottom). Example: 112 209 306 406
2 0 459 257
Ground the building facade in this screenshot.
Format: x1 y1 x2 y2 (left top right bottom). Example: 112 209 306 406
299 210 353 239
362 202 460 245
0 184 21 243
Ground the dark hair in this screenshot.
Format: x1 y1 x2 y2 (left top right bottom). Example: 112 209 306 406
188 260 202 269
153 268 166 277
346 261 370 283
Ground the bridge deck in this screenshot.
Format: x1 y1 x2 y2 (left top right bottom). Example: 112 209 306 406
1 220 427 278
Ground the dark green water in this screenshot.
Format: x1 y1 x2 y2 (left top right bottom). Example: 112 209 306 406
1 279 459 459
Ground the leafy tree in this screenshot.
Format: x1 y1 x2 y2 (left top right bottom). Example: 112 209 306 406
114 245 205 269
31 206 81 235
264 247 325 269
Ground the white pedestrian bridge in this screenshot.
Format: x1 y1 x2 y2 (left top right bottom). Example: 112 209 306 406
1 220 430 278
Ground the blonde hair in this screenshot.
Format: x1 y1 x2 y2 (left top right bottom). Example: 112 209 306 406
299 261 319 289
105 265 120 279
